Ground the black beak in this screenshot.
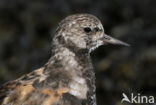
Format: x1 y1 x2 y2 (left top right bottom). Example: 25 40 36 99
102 34 130 46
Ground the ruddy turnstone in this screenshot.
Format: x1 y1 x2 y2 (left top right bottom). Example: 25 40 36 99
0 13 129 105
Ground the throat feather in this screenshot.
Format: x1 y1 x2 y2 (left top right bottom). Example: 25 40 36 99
53 47 89 99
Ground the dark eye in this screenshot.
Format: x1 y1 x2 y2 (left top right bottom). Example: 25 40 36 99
94 27 100 32
84 27 91 33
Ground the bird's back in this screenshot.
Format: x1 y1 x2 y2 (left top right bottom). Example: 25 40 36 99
0 67 49 105
0 67 63 105
0 66 86 105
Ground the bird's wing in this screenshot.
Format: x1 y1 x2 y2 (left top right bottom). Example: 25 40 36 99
0 67 72 105
0 67 84 105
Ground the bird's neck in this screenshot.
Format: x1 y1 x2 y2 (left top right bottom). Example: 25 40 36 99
45 39 96 105
49 39 93 73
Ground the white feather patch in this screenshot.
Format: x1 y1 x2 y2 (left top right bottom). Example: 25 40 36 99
69 76 88 99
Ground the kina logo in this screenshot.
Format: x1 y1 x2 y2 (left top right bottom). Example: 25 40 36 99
121 93 154 104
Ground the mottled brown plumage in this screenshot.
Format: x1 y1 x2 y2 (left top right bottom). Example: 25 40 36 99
0 13 129 105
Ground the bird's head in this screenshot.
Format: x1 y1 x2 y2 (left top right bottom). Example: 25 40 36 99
55 14 129 53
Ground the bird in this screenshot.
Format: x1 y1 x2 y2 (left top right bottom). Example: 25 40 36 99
0 13 129 105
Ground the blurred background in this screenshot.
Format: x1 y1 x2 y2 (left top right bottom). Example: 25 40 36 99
0 0 156 105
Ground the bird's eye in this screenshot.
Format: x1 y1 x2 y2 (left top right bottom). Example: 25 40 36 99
94 27 100 32
84 27 91 33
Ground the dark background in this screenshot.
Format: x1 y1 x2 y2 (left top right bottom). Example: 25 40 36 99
0 0 156 105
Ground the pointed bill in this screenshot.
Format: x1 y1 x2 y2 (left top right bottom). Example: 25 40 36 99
102 34 130 46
